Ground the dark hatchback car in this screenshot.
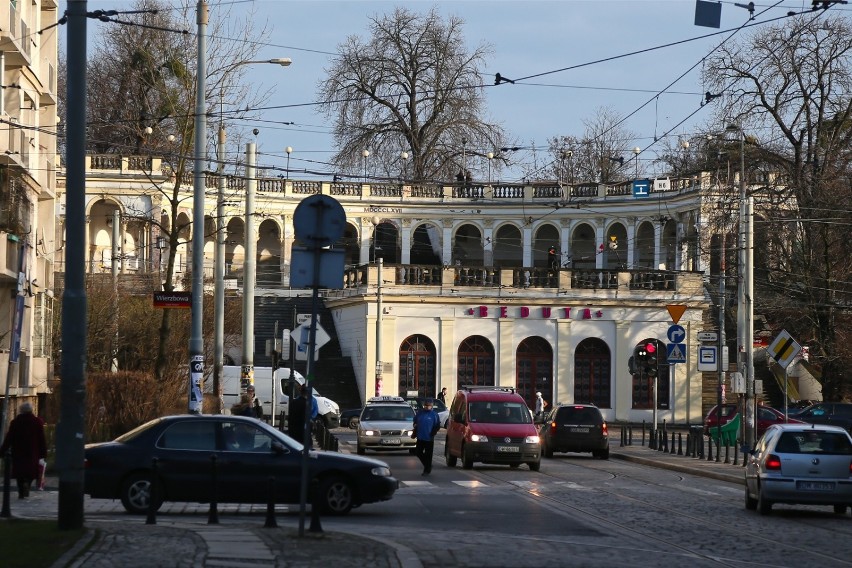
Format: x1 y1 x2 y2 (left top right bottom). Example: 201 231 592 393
796 402 852 434
84 415 398 515
539 404 609 459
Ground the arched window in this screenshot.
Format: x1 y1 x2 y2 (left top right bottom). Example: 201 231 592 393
457 335 495 390
398 335 436 397
516 337 553 407
574 338 611 408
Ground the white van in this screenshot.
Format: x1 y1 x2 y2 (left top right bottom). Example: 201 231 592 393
216 366 341 428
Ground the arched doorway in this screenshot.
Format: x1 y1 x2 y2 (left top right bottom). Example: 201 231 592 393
457 335 495 390
631 338 670 409
398 335 437 398
516 337 553 408
574 338 612 408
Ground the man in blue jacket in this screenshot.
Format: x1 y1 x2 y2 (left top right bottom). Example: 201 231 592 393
413 399 441 475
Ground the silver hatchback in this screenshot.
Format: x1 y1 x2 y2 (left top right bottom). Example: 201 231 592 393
745 423 852 516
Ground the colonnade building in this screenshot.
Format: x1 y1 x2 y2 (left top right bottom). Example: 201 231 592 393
59 155 719 425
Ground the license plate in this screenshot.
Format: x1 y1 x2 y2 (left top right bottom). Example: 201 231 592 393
497 446 519 453
381 439 401 445
570 427 590 433
797 481 834 491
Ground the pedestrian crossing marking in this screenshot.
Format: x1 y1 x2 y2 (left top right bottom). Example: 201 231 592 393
453 480 486 488
402 480 433 487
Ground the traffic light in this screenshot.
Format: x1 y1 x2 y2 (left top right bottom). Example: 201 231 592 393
631 344 648 375
645 341 658 377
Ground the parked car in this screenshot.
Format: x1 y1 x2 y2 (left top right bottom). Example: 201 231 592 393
84 415 398 515
744 423 852 516
340 408 363 428
403 396 450 428
704 404 804 439
445 386 541 471
354 396 417 455
795 402 852 434
539 404 609 459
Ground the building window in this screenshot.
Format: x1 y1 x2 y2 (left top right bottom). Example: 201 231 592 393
457 335 495 390
574 338 611 408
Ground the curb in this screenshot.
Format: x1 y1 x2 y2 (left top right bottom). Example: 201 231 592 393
610 451 745 485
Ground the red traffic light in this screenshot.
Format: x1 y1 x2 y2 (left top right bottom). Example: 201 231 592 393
645 342 657 354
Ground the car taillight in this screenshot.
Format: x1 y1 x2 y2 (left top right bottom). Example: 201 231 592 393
765 454 782 471
601 422 608 436
550 421 557 436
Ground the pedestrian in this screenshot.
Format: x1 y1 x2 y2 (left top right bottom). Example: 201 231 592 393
246 385 264 419
547 246 559 271
437 387 448 404
0 402 47 499
288 385 318 446
412 398 441 475
534 392 548 420
230 394 254 417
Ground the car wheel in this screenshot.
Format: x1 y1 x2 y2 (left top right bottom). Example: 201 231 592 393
318 476 353 515
744 486 758 511
543 440 554 459
509 463 520 469
120 473 161 515
356 445 366 455
593 447 610 460
528 461 541 472
757 484 772 516
462 446 474 470
833 504 848 515
445 444 457 467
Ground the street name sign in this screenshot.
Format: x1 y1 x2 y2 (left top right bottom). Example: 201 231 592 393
697 331 718 342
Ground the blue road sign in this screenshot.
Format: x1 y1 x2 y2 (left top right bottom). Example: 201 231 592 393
632 179 650 198
667 324 685 344
666 343 686 364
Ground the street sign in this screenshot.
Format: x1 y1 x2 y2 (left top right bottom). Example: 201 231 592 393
666 343 686 364
697 331 718 342
292 194 346 248
698 346 717 371
632 179 650 198
667 324 685 343
153 291 192 308
767 329 801 369
666 304 687 324
290 321 331 361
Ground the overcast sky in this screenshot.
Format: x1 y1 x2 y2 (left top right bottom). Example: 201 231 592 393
63 0 838 181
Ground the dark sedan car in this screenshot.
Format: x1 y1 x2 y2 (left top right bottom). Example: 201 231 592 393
84 414 398 515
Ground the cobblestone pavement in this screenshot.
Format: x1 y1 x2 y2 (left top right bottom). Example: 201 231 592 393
2 429 750 568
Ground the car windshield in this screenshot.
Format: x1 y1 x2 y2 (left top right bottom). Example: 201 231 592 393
775 431 852 455
362 406 415 421
114 418 164 442
469 402 532 424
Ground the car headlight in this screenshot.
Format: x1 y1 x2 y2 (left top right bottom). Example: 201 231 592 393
371 466 391 477
404 429 413 437
524 435 541 444
364 429 377 436
471 434 489 442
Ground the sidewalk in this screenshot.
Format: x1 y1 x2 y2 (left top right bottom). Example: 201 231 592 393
3 431 746 568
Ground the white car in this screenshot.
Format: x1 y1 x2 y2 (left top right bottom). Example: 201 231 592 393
403 396 450 429
355 396 417 455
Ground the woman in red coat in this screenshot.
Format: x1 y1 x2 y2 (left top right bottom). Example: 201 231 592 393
0 402 47 498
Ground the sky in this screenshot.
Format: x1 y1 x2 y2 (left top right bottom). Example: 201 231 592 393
59 0 835 182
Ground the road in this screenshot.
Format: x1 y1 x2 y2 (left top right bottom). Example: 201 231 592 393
322 429 852 567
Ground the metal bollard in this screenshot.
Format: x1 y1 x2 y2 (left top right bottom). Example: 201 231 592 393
620 427 625 447
642 421 646 447
724 442 730 464
146 458 159 525
715 438 721 463
698 435 704 459
309 479 323 533
628 426 633 446
670 432 676 455
677 432 683 456
707 437 714 461
733 443 739 466
207 455 219 524
1 451 11 517
264 476 278 528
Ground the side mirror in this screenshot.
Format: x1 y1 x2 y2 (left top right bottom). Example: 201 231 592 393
349 417 360 429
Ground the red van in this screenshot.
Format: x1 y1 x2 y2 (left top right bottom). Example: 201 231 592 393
445 386 541 471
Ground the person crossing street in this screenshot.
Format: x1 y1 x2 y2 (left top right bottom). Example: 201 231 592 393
412 398 441 475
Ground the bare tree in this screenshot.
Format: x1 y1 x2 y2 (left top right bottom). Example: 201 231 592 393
546 107 639 184
78 0 271 383
317 6 510 183
703 14 852 399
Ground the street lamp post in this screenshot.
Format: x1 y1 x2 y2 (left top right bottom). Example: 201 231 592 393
633 146 641 179
214 57 291 413
372 215 383 396
486 151 493 184
285 146 292 179
727 123 755 451
362 149 370 183
400 151 409 181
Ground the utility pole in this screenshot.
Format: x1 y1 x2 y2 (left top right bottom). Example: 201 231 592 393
188 0 208 414
241 142 257 392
